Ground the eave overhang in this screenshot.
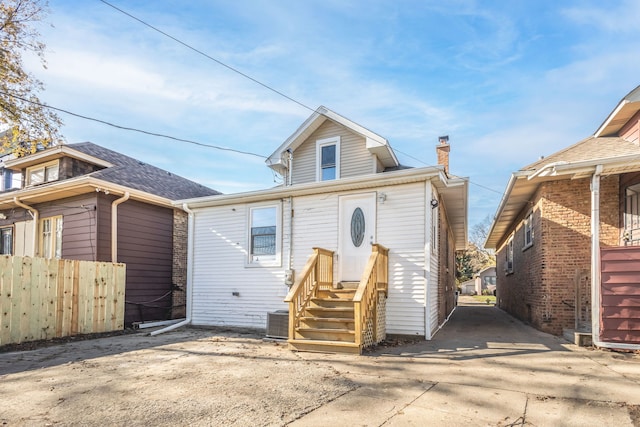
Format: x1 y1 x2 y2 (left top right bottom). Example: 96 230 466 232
0 176 173 210
485 154 640 249
177 165 468 250
4 145 114 171
266 106 399 174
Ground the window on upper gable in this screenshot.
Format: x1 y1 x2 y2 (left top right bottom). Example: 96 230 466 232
523 211 533 249
26 160 59 186
316 137 340 181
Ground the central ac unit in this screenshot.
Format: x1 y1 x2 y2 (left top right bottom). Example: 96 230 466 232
266 310 289 339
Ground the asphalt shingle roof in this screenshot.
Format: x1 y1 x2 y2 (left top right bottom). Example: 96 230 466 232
68 142 220 200
522 136 640 171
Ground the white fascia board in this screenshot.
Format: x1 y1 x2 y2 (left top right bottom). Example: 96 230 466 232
265 110 324 170
176 166 444 209
484 171 531 249
594 99 629 138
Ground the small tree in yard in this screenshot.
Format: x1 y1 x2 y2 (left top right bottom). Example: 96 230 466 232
456 215 496 283
0 0 62 155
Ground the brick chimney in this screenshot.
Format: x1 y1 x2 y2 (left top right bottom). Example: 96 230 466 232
436 135 450 174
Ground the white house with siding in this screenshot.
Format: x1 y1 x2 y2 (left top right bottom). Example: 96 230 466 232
175 107 467 352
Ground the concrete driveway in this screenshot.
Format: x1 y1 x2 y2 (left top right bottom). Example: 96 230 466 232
1 297 639 426
292 296 640 426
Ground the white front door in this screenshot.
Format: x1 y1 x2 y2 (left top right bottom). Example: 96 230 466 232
338 193 376 282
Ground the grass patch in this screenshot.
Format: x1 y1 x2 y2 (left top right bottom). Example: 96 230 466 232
472 295 496 304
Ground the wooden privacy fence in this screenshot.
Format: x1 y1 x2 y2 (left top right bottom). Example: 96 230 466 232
0 256 126 346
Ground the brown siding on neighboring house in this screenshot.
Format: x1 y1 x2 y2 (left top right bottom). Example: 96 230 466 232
496 176 619 335
600 246 640 343
291 120 372 184
36 194 100 261
117 200 174 324
95 193 113 262
172 209 188 319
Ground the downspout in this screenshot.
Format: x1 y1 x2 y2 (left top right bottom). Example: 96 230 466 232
590 166 640 350
150 202 194 335
111 192 130 262
13 197 38 256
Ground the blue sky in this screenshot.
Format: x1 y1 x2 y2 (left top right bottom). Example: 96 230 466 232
24 0 640 229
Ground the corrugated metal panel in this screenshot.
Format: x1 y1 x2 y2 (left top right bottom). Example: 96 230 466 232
600 246 640 343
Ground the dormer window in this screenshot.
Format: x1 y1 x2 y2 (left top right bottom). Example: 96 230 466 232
316 137 340 181
26 160 59 186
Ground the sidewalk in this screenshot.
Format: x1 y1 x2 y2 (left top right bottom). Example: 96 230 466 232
291 300 640 426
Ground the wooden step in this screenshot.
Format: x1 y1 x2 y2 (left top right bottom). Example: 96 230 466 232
305 306 354 318
300 317 355 329
310 298 354 309
337 281 360 290
295 327 355 342
288 339 361 354
316 289 356 300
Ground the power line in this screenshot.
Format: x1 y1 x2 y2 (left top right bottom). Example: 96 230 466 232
0 90 267 159
99 0 315 114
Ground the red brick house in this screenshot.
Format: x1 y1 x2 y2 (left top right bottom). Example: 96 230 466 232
486 86 640 351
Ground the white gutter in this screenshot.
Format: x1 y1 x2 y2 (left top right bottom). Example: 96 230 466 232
13 197 38 256
150 202 195 335
590 166 640 350
111 192 130 262
526 161 568 181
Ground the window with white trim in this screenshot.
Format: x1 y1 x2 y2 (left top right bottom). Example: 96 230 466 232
40 215 63 259
27 160 59 186
248 204 281 266
316 137 340 181
506 236 514 274
523 211 533 249
0 226 12 255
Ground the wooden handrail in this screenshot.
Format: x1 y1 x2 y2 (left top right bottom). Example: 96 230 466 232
353 243 389 349
284 247 334 341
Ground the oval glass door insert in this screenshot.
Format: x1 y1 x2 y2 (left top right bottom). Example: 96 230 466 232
351 207 365 247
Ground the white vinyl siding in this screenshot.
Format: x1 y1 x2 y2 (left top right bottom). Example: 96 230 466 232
377 182 427 336
190 180 441 337
291 120 374 184
427 184 439 337
190 199 291 329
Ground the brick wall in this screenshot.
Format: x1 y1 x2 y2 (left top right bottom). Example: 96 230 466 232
496 175 619 335
438 202 456 324
172 209 188 319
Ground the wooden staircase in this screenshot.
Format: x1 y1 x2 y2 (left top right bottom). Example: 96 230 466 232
290 285 360 353
285 246 389 354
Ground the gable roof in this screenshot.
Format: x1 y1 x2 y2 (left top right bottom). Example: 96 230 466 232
485 87 640 250
0 142 219 210
266 106 399 175
595 85 640 138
